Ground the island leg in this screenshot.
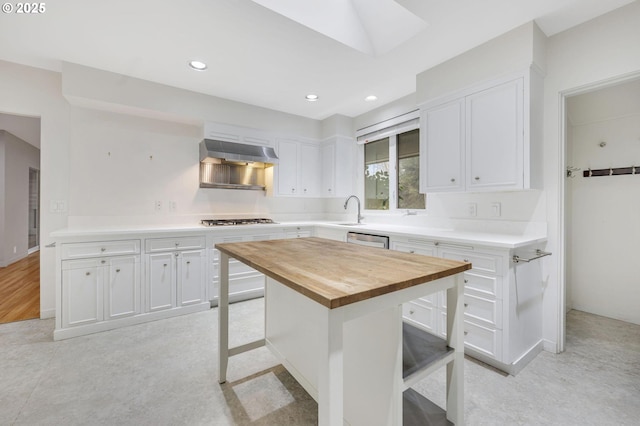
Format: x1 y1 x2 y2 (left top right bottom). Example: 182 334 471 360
218 252 230 384
446 273 465 425
318 308 344 426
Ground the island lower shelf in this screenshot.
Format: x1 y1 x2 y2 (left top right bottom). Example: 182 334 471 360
403 322 455 426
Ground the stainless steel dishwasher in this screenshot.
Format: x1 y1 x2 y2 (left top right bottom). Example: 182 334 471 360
346 232 389 249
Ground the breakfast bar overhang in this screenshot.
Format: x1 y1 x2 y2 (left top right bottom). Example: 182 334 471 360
215 237 471 425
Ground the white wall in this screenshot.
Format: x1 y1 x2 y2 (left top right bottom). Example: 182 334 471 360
0 130 40 266
0 60 71 319
567 113 640 325
66 107 327 226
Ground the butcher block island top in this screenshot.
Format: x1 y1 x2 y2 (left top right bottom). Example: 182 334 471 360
215 236 471 309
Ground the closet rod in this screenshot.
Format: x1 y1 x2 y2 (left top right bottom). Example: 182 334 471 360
583 166 639 177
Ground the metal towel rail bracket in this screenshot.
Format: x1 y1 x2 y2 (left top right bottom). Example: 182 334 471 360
512 249 552 263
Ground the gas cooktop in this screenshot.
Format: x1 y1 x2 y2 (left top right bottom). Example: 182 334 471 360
201 218 277 226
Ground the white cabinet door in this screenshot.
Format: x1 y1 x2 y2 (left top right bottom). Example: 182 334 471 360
466 78 523 190
104 255 140 320
61 260 103 328
277 139 299 195
321 143 336 196
178 249 206 307
147 252 176 312
299 143 321 196
421 99 465 192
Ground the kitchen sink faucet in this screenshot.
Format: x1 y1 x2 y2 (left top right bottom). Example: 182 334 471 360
344 195 364 224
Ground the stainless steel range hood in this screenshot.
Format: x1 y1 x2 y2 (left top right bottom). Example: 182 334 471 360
199 139 279 165
199 140 278 190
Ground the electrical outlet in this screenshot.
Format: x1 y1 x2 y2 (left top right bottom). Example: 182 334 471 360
467 203 477 217
155 200 162 212
169 201 177 212
491 202 501 217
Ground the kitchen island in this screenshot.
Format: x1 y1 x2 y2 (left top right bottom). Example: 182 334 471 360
216 237 471 425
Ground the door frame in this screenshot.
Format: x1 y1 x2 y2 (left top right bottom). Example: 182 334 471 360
559 70 640 352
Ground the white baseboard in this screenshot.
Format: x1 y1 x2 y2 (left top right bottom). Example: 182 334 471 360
40 309 55 319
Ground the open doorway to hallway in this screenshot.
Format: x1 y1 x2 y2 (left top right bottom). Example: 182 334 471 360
0 112 41 323
564 74 640 329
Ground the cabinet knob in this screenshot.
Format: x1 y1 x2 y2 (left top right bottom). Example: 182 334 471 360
474 176 480 181
451 178 456 183
463 259 469 263
434 242 439 246
175 242 179 247
292 188 295 193
116 269 121 273
464 303 468 308
464 331 468 336
85 272 91 276
328 188 332 192
101 260 106 264
464 279 468 284
186 261 191 265
409 250 415 254
163 263 167 267
409 310 414 315
101 248 106 252
303 188 307 193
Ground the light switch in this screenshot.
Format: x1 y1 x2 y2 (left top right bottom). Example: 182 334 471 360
467 203 477 217
155 200 163 212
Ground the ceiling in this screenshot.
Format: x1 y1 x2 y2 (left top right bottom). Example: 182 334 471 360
0 0 635 121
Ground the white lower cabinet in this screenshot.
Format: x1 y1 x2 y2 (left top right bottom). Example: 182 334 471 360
55 236 209 340
61 242 141 329
145 236 206 312
147 252 177 312
391 237 542 374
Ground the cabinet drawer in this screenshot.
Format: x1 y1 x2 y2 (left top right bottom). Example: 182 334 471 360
391 241 437 257
439 249 502 275
464 272 502 299
438 314 503 360
145 236 205 252
463 321 502 360
440 293 502 328
403 302 437 334
61 240 140 260
464 294 502 328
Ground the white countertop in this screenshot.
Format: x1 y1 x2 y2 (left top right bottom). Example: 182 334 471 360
50 220 546 249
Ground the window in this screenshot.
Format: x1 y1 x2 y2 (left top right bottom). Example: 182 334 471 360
397 129 424 209
362 124 425 211
364 138 390 209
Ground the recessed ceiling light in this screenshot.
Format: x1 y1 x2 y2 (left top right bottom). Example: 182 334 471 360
188 60 207 71
305 94 319 102
365 95 378 102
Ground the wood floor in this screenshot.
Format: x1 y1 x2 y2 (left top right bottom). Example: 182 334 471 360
0 251 40 324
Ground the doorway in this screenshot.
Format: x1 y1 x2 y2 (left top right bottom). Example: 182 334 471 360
28 167 40 253
0 112 41 323
563 75 640 329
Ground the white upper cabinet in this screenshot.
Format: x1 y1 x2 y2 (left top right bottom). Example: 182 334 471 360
299 143 321 196
420 69 542 193
321 136 356 197
420 99 465 192
466 78 523 190
275 138 322 197
276 139 299 196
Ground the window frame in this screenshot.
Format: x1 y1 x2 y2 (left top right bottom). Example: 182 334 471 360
356 111 424 214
